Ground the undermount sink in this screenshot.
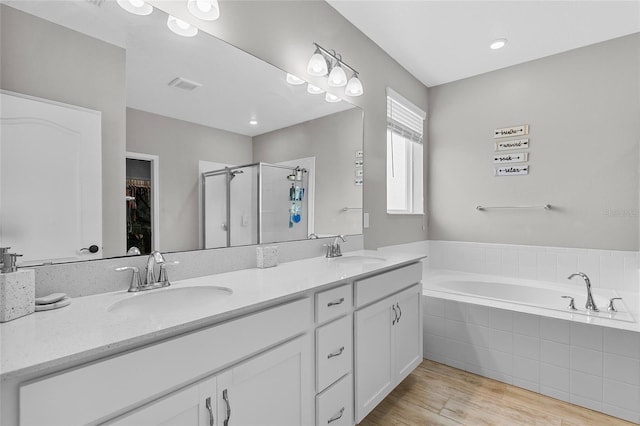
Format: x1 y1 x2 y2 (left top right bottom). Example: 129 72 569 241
331 255 386 265
108 286 233 316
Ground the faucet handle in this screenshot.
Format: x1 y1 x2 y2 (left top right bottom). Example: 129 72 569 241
158 261 180 285
608 297 623 312
561 296 577 310
116 266 143 292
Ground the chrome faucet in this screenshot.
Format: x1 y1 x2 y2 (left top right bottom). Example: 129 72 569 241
325 235 346 258
145 250 165 285
568 272 598 312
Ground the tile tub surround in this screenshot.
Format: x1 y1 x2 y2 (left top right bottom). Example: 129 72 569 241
427 240 639 293
30 235 363 298
422 297 640 424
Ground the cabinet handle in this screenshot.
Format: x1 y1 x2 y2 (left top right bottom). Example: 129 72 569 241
392 304 398 325
223 389 231 426
396 303 402 323
205 397 214 426
327 346 345 359
327 297 345 307
328 407 345 424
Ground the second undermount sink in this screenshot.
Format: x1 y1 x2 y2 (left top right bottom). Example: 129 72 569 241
331 255 386 265
108 286 233 316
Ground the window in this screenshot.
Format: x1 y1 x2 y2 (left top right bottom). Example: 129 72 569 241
386 88 425 214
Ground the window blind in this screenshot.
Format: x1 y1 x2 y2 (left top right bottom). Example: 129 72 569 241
386 95 424 144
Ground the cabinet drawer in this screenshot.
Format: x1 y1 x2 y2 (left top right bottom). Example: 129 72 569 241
316 284 352 324
316 315 352 392
355 262 421 307
316 373 353 426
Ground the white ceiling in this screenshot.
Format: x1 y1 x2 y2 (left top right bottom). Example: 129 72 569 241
5 0 355 137
328 1 640 87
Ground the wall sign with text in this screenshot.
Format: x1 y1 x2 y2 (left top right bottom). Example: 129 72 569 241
493 152 528 164
494 125 529 138
495 165 529 176
495 138 529 151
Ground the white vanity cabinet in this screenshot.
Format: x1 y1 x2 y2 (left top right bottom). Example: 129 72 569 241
108 377 217 426
353 263 423 423
108 335 312 426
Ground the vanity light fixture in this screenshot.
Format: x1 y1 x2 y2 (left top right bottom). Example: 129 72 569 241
167 15 198 37
490 38 508 50
325 92 341 103
345 73 364 97
307 43 363 97
116 0 153 16
307 83 324 95
286 73 306 85
187 0 220 21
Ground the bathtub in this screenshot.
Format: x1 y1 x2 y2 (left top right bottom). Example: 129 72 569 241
427 278 635 323
422 270 640 423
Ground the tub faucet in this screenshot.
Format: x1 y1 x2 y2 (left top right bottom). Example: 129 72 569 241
568 272 598 312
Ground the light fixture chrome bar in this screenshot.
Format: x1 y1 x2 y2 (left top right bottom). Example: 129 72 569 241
475 204 552 211
313 42 359 76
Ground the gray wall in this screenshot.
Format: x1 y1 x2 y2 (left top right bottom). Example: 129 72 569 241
253 108 364 236
428 34 640 250
150 0 429 249
0 5 127 257
126 108 253 251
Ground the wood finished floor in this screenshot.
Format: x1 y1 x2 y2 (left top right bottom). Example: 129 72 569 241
358 360 635 426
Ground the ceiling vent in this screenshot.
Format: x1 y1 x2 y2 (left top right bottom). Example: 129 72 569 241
168 77 203 91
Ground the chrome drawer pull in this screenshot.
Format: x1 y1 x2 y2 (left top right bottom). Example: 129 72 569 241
327 346 345 359
205 397 214 426
328 407 345 424
327 297 345 307
223 389 231 426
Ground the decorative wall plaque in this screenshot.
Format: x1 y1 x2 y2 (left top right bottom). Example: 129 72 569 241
495 138 529 151
494 125 529 138
495 165 529 176
493 152 528 164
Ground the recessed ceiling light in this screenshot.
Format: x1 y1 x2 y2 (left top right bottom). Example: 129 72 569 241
325 92 341 103
167 15 198 37
116 0 153 15
249 119 258 126
307 83 324 95
490 38 508 50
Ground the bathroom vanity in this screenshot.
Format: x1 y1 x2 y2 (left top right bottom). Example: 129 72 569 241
0 251 423 425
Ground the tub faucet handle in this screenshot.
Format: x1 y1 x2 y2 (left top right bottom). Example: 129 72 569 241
561 296 577 311
608 297 622 312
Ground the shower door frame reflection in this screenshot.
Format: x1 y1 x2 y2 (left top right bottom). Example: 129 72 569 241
201 162 312 248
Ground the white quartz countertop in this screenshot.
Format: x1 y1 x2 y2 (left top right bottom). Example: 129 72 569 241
0 250 424 379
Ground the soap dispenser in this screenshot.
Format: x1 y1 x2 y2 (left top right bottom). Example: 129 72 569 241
0 251 35 322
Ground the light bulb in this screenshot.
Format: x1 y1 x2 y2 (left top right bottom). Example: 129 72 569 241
116 0 153 15
307 48 328 77
325 92 341 103
286 73 305 85
345 75 363 97
167 15 198 37
327 63 347 87
187 0 220 21
307 83 324 95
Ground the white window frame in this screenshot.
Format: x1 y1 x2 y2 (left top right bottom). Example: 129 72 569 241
386 88 425 215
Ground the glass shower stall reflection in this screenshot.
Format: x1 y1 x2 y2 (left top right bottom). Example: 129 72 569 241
201 161 313 248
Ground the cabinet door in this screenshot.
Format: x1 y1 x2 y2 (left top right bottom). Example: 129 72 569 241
108 377 216 426
216 334 313 426
393 286 423 382
354 298 394 423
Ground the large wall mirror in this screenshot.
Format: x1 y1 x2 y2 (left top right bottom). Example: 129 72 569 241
0 1 363 265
